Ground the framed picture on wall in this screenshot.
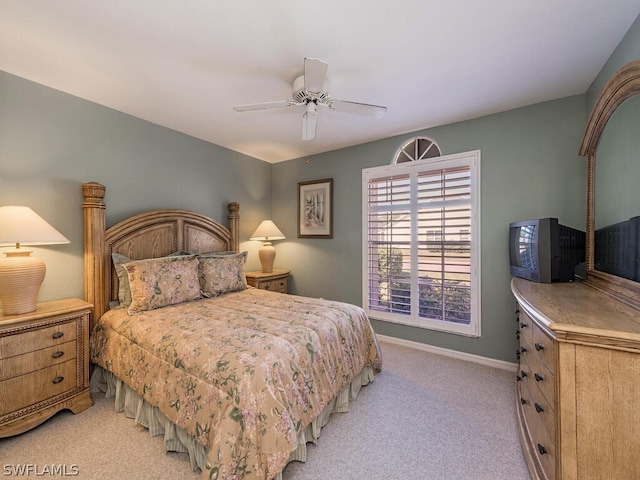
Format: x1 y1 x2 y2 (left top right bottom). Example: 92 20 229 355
298 178 333 238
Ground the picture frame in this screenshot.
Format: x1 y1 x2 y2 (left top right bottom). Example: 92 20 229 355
298 178 333 238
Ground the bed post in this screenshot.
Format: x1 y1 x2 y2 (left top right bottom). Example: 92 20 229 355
228 202 240 253
82 182 107 328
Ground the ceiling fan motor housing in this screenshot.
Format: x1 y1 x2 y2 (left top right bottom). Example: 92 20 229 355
232 58 386 141
292 75 329 104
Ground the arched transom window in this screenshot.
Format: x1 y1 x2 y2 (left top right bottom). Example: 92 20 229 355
393 137 442 164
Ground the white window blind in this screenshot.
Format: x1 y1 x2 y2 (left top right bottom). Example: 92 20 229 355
362 151 480 337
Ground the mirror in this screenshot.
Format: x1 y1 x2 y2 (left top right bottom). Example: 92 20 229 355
594 94 640 281
580 59 640 308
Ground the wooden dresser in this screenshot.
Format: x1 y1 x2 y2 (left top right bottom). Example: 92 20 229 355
245 269 290 293
0 298 93 437
512 277 640 480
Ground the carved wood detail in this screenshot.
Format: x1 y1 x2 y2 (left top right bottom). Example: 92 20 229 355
81 183 240 328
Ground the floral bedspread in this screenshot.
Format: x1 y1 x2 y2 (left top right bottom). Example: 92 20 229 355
90 288 382 480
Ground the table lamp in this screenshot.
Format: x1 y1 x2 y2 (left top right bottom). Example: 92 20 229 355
250 220 285 273
0 206 70 315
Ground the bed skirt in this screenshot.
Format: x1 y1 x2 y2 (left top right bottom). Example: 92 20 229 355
89 364 375 479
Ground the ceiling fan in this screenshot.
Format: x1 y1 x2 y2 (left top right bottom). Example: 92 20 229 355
233 57 387 141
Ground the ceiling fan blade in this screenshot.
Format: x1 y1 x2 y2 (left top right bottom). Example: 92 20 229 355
328 99 387 118
304 57 329 93
302 109 318 141
233 100 297 112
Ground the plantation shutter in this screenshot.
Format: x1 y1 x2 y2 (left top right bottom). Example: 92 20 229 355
417 167 471 324
363 151 480 337
366 173 412 315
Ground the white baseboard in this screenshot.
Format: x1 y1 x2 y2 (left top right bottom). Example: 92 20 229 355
377 334 518 372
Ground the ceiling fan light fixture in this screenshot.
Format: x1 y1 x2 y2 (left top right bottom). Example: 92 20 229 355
302 109 318 141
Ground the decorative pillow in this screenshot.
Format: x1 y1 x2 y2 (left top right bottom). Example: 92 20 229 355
111 251 196 309
124 255 201 313
112 253 133 308
198 251 248 298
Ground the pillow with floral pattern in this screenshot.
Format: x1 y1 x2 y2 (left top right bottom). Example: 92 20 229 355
198 251 247 297
124 255 201 313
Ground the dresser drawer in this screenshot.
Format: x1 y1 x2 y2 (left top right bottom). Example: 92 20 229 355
523 371 556 445
245 270 290 294
0 321 77 358
519 381 556 480
521 334 555 408
530 319 555 374
0 359 78 415
518 308 535 348
0 341 77 381
260 277 288 293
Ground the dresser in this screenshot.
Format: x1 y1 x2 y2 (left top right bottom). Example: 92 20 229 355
512 278 640 480
245 269 290 293
0 298 93 437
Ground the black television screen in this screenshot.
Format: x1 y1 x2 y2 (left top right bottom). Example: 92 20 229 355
509 218 585 283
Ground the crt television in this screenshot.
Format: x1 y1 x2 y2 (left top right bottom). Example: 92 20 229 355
509 218 585 283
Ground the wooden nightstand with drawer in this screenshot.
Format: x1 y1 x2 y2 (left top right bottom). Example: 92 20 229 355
245 269 290 294
0 298 93 437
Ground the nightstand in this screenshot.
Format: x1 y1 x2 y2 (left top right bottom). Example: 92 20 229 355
0 298 93 437
245 269 291 294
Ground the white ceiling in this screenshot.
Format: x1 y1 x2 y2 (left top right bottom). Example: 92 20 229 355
1 1 639 163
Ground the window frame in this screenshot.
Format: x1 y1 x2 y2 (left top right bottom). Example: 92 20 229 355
362 150 481 337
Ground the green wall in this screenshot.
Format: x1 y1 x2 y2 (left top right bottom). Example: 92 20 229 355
0 71 271 304
272 95 587 363
587 13 640 111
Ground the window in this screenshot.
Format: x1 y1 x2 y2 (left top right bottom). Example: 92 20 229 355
393 137 441 164
362 150 481 337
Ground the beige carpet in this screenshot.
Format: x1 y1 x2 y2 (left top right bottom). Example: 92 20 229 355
1 341 529 479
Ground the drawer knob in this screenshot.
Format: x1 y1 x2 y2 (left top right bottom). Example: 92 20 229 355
535 402 544 413
520 397 527 405
52 376 64 384
520 346 527 353
52 332 64 339
534 342 544 351
520 370 527 378
520 322 527 328
264 285 270 290
516 375 521 382
52 351 64 359
534 373 544 382
537 443 548 455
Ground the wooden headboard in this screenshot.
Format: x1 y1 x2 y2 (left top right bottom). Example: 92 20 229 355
81 182 239 328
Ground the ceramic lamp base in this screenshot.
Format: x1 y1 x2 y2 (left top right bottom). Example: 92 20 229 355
258 243 276 273
0 249 45 315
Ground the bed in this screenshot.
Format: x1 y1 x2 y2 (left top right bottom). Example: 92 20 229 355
81 182 382 480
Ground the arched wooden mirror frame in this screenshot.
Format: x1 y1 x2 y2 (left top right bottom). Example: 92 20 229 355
580 59 640 309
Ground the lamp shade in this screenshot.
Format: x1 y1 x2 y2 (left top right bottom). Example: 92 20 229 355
249 220 285 241
0 206 70 315
0 206 70 246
